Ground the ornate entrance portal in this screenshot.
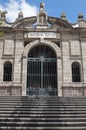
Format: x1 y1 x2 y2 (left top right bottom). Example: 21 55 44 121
27 45 57 96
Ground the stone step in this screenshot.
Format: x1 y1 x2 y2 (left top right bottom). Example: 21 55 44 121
1 105 86 108
0 96 85 98
0 96 86 129
0 110 86 114
0 121 86 125
0 117 86 121
0 107 86 110
0 104 86 107
0 98 85 101
1 97 86 101
0 126 86 130
0 113 86 118
0 99 85 102
0 122 86 129
0 103 86 106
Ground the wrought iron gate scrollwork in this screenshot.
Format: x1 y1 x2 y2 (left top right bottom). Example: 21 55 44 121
27 45 57 96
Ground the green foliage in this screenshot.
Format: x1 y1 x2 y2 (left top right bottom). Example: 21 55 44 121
0 22 2 25
0 21 4 37
0 31 4 37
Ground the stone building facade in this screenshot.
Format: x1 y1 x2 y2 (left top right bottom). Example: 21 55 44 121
0 2 86 96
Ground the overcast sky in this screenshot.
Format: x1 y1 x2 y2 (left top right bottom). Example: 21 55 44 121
0 0 86 23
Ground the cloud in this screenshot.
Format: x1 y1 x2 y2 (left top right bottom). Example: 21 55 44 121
0 0 38 22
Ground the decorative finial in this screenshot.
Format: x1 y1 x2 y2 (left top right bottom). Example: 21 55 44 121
18 11 23 18
1 11 7 20
61 12 66 20
78 12 84 20
40 2 45 10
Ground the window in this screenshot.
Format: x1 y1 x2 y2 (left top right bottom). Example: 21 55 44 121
72 62 81 82
3 62 12 81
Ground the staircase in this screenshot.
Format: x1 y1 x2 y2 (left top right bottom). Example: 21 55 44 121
0 96 86 129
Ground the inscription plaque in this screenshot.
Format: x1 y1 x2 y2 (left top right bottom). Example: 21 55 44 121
24 32 60 39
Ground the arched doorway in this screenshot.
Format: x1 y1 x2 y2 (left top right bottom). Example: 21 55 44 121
27 45 57 96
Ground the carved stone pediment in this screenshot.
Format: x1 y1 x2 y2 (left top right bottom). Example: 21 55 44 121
12 16 37 28
48 17 73 29
11 16 73 30
8 1 73 30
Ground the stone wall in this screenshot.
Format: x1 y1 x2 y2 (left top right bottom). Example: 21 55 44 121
0 31 86 96
0 86 22 96
0 40 3 83
70 40 80 56
4 40 14 55
14 40 24 83
81 41 86 83
62 41 71 83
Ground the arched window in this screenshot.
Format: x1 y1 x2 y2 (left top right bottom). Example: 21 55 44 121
3 62 12 81
72 62 81 82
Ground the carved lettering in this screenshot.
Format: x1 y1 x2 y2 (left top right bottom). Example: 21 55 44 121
24 32 60 39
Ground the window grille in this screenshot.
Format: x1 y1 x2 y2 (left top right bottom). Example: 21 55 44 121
3 62 12 81
72 62 81 82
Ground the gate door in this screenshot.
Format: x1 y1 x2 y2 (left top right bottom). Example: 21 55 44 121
27 45 57 96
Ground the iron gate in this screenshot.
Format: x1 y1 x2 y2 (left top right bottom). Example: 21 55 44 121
27 57 57 96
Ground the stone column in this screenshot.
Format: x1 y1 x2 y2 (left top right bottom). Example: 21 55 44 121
57 58 62 96
81 41 86 83
14 40 23 84
62 41 71 83
22 57 27 96
0 41 3 82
